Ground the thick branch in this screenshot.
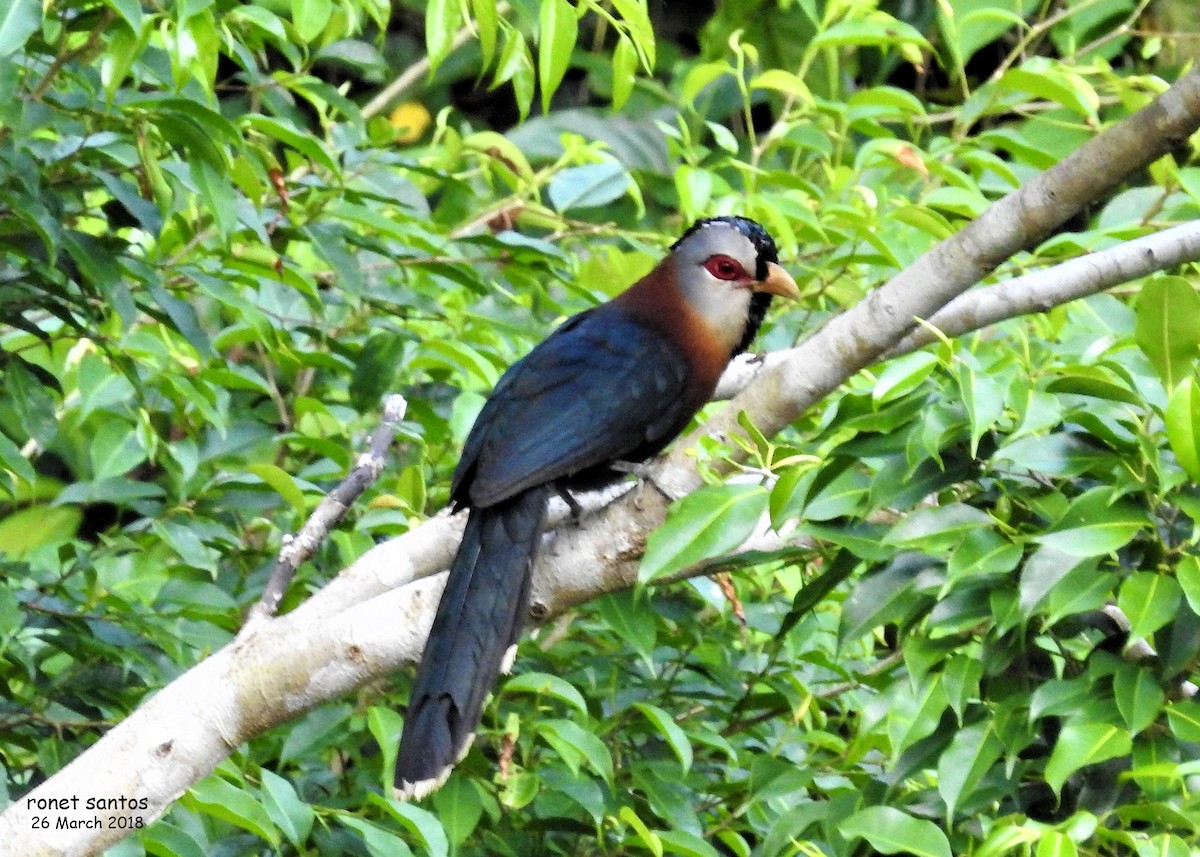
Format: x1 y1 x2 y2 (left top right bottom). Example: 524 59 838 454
888 218 1200 355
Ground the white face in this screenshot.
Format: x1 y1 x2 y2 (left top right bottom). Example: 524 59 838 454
671 223 761 353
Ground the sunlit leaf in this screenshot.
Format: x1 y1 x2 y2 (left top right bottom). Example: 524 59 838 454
840 806 951 857
538 0 578 114
1117 572 1181 641
1035 488 1147 557
635 702 693 774
0 0 40 56
1165 376 1200 480
1045 721 1131 796
640 483 768 582
1134 276 1200 391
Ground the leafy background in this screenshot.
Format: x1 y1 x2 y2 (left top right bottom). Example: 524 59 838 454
2 0 1200 854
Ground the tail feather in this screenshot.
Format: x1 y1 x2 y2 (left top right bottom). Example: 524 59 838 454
395 486 548 797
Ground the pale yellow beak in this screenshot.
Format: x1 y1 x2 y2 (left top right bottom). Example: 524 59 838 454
754 261 801 300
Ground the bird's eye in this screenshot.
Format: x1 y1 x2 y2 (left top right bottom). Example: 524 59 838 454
704 254 744 281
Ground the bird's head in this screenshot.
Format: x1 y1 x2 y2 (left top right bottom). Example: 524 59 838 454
665 216 801 357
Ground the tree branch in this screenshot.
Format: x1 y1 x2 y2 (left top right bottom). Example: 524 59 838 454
361 3 511 121
248 394 408 622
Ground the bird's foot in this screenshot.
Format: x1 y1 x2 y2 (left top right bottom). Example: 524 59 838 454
555 486 584 525
610 460 684 505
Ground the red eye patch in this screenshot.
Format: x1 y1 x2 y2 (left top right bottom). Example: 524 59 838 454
704 254 746 281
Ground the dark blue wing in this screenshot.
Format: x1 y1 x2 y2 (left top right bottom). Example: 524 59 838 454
452 305 693 508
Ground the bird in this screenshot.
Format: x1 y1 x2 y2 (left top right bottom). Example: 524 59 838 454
395 216 800 798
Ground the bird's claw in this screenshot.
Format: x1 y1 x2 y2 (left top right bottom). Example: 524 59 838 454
555 486 584 524
611 460 683 505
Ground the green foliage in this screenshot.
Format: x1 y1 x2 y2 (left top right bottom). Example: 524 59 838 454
2 0 1200 855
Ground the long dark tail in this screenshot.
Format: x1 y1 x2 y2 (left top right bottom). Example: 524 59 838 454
395 485 549 798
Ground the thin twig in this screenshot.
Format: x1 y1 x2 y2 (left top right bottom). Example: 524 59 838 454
243 394 408 626
361 2 512 120
28 9 117 102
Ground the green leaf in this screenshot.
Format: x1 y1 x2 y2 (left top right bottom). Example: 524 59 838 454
377 799 448 857
872 350 938 403
338 815 415 857
424 0 460 73
887 673 948 758
883 503 992 550
750 69 812 103
187 776 279 845
229 4 290 46
994 65 1098 120
609 0 654 67
55 476 166 507
0 0 40 56
0 505 82 557
413 338 500 388
681 62 731 105
947 528 1022 582
493 28 535 118
594 591 656 665
1045 365 1140 405
148 282 215 356
104 0 144 31
0 430 36 488
1018 545 1089 618
1030 678 1092 721
1112 664 1165 735
634 703 693 774
497 771 539 809
611 34 636 110
246 463 309 514
547 162 630 212
471 0 498 67
538 719 614 783
1035 832 1078 857
810 15 931 51
1118 572 1181 641
90 421 147 482
243 114 340 174
504 672 588 716
840 806 952 857
140 822 208 857
1044 721 1131 796
957 363 1004 456
431 778 483 846
937 720 1004 820
260 769 315 848
1135 276 1200 391
1035 488 1147 557
350 332 406 411
1042 565 1116 627
1178 555 1200 616
841 553 939 642
639 483 769 582
1165 376 1200 480
538 0 578 114
657 829 721 857
675 165 713 220
618 807 663 857
1165 700 1200 742
292 0 332 43
367 705 403 792
6 358 58 445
